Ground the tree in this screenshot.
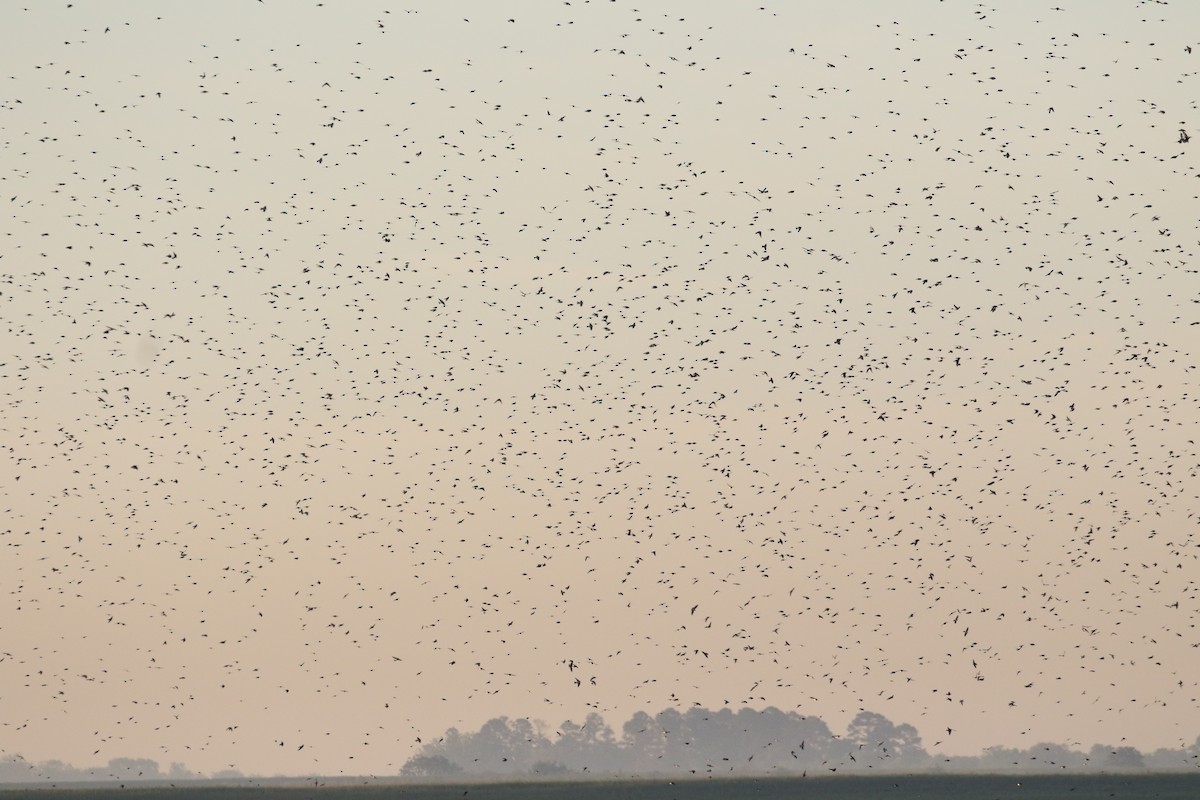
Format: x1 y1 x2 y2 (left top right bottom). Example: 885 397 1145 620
681 707 736 770
1144 746 1191 771
554 713 619 773
106 758 161 780
401 754 464 779
1102 746 1145 770
846 711 929 769
0 755 34 783
654 708 690 770
1023 742 1085 771
167 762 199 780
622 710 668 772
979 746 1024 772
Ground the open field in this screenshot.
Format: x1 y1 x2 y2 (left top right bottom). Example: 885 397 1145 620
2 774 1199 800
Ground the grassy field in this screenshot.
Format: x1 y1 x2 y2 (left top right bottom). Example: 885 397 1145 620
2 773 1199 800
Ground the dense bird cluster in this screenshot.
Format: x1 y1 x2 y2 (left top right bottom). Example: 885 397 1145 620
1 0 1198 779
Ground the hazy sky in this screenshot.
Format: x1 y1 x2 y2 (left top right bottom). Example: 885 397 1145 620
2 0 1199 778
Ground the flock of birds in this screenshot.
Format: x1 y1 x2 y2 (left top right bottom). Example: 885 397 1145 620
1 0 1198 781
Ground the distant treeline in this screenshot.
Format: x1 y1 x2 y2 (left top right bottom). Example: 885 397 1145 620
0 756 240 784
5 708 1199 784
402 707 1200 778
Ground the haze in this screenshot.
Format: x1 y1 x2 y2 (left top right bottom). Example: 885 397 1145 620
1 0 1198 779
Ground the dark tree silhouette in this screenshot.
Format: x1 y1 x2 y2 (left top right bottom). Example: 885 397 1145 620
1091 744 1146 770
845 710 929 769
401 754 464 778
402 707 1193 778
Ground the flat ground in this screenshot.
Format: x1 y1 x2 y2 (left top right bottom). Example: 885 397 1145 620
2 773 1199 800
